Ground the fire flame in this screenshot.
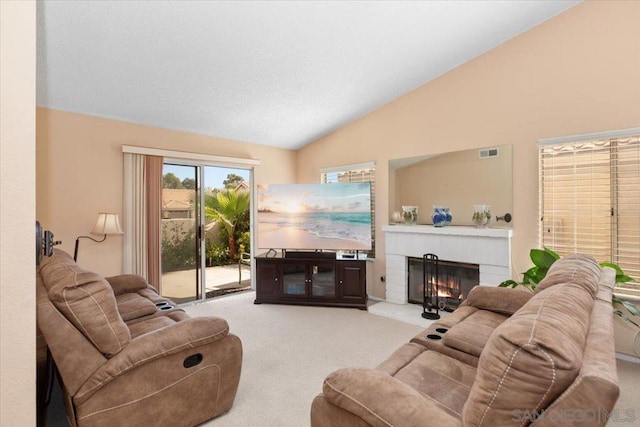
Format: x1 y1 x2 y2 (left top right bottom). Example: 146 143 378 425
434 279 461 299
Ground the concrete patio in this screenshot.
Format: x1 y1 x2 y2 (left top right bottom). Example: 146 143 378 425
161 263 251 303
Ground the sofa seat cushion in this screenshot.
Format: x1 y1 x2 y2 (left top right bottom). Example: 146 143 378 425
128 310 190 339
410 305 478 350
128 316 176 339
376 342 426 376
442 310 509 358
393 350 476 418
39 249 130 357
115 293 158 322
462 280 595 426
322 368 461 427
431 305 478 329
462 309 508 328
442 323 494 359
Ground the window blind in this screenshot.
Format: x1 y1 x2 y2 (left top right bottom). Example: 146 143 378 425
540 134 640 293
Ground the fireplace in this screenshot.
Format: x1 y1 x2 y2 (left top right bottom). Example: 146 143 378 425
408 257 479 311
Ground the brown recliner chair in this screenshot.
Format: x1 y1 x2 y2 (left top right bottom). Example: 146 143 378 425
37 249 242 427
311 254 620 426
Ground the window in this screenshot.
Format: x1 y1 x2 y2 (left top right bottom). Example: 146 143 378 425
539 128 640 294
321 162 376 258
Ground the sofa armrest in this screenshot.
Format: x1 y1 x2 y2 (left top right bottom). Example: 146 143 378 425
321 368 460 427
104 274 151 296
75 316 229 402
464 285 532 316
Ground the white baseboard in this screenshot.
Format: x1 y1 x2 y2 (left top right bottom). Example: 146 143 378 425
367 295 385 303
616 352 640 364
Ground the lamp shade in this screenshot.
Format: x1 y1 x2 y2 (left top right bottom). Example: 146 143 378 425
91 213 123 235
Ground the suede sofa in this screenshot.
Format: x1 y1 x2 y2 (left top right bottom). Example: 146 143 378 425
37 249 242 427
311 254 620 426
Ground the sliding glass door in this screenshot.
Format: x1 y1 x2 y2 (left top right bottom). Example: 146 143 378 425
160 162 252 303
161 164 201 303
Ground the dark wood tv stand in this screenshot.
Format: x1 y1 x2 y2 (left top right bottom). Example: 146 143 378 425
254 252 367 309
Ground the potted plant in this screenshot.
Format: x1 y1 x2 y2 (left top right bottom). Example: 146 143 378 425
499 247 640 327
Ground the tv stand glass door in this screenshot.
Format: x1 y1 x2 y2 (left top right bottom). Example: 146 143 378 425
310 263 336 298
281 262 307 297
281 261 337 298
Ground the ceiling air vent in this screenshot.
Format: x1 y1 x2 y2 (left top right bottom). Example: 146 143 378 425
479 148 499 159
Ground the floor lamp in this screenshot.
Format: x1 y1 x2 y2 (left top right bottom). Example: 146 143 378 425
74 213 123 261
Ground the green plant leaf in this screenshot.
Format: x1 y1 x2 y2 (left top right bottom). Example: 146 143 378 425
530 248 558 270
522 266 544 285
614 309 640 328
499 280 520 288
544 247 561 260
618 275 634 283
600 262 624 275
613 295 640 317
600 262 635 283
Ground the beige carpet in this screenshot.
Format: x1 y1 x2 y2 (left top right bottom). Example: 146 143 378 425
46 291 640 426
186 292 423 426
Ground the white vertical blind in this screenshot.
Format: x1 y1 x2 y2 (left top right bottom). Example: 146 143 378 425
123 153 148 277
540 134 640 293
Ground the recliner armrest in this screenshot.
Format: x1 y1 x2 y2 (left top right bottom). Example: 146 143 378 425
75 316 230 403
105 274 152 296
464 285 532 316
321 368 459 427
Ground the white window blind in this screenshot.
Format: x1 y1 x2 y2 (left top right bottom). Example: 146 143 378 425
540 132 640 294
321 162 376 257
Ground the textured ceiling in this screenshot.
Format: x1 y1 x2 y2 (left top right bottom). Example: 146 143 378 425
36 1 579 150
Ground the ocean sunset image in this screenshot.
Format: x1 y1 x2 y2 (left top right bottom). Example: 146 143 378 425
257 183 372 251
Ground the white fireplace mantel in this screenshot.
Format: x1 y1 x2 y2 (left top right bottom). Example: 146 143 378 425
383 225 513 304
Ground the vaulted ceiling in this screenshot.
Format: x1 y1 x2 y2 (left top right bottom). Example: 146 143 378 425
36 1 580 150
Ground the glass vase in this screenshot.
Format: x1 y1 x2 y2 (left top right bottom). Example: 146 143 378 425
472 204 491 227
402 206 418 225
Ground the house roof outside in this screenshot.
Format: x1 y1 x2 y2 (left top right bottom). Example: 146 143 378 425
162 189 194 212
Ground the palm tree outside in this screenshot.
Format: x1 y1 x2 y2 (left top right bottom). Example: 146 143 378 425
205 188 250 260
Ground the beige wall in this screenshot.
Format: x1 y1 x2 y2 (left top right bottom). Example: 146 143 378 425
31 2 640 396
297 1 640 307
0 1 36 424
393 145 512 226
36 108 297 276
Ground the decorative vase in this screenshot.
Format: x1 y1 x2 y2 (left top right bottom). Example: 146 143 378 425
391 211 402 224
431 206 447 227
444 207 452 226
402 206 418 225
472 204 491 227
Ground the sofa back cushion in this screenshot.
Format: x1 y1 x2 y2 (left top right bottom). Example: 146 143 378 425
535 253 600 296
39 249 130 357
462 257 598 426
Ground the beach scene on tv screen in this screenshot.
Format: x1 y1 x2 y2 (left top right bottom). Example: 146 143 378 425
257 183 372 251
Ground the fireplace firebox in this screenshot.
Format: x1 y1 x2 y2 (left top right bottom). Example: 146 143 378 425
408 257 479 311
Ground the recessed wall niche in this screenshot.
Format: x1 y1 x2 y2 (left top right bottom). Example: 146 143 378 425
389 144 513 226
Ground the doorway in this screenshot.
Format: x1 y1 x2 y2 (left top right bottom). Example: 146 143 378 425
160 162 252 303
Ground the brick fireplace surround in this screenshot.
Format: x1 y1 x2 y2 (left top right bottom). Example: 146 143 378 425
383 225 513 304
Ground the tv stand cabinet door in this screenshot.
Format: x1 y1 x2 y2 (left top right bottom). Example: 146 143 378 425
255 259 280 303
338 261 366 307
309 261 337 300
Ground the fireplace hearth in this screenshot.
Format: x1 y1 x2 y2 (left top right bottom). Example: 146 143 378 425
408 257 479 311
383 225 512 305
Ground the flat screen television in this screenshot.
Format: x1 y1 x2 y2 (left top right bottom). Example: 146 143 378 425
257 183 372 251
